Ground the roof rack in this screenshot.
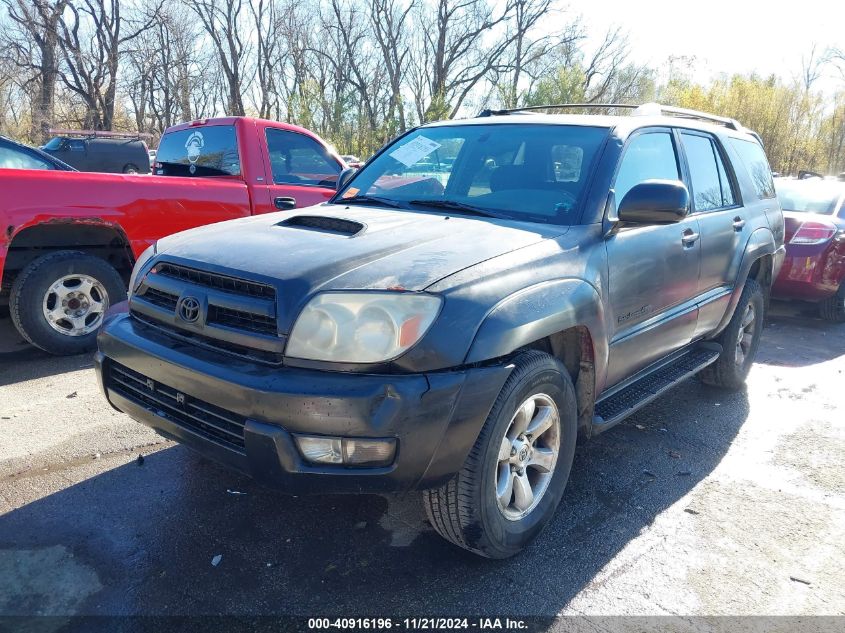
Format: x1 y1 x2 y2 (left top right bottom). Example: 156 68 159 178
476 102 755 136
48 128 153 140
477 104 639 117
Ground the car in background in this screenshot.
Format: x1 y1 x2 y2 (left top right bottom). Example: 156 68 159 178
340 154 363 168
772 178 845 321
42 130 151 174
0 136 76 171
148 149 157 167
1 116 345 355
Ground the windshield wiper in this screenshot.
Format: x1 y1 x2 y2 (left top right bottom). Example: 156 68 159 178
408 199 502 218
340 194 405 209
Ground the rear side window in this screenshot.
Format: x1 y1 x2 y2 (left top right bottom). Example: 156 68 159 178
0 145 55 170
265 128 340 187
730 138 775 200
155 125 241 177
614 132 680 204
681 133 736 211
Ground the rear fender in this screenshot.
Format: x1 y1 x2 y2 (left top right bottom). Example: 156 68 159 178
714 227 777 335
465 278 610 391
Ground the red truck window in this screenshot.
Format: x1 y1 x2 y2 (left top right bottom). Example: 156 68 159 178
155 125 241 177
265 128 340 187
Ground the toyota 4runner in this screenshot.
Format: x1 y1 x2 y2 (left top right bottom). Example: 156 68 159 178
96 103 785 558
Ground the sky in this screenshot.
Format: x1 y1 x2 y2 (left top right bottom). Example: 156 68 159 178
568 0 844 92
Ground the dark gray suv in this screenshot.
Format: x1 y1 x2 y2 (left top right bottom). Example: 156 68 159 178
96 103 785 558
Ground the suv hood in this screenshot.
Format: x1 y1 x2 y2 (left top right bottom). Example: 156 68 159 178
156 205 566 294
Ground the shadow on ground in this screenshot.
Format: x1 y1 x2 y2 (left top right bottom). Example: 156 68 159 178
0 310 93 387
758 300 845 368
0 378 750 618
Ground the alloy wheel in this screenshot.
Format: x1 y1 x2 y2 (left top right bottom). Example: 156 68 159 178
495 393 561 520
734 303 756 367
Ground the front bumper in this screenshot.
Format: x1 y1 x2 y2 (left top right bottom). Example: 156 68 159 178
96 312 511 494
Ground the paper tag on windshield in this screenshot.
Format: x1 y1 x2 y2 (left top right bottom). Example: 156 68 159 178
389 136 441 167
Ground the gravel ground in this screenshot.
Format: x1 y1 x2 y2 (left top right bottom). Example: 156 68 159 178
0 301 843 626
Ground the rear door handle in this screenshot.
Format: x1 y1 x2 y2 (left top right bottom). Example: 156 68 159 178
681 229 700 246
274 196 297 210
732 217 746 231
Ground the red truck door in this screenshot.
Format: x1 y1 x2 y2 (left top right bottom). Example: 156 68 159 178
259 126 343 212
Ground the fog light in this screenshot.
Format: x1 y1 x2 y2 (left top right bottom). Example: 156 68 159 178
295 436 343 464
294 435 396 468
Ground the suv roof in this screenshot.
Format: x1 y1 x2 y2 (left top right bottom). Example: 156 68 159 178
432 102 763 145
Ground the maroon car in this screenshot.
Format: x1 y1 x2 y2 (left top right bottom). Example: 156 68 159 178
772 178 845 321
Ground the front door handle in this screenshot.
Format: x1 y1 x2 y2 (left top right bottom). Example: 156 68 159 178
274 196 297 210
732 216 746 231
681 229 700 246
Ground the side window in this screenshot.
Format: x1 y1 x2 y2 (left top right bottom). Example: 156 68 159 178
729 138 776 199
0 146 55 170
265 128 340 187
614 132 680 205
68 139 86 152
681 133 736 211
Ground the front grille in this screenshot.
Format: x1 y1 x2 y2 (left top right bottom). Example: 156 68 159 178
207 305 277 336
142 287 179 311
131 262 282 364
131 313 284 365
108 361 247 452
156 263 275 299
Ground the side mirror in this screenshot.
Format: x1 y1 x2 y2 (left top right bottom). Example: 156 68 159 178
617 180 690 224
336 167 357 191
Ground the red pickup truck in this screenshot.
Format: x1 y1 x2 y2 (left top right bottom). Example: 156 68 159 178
1 117 345 355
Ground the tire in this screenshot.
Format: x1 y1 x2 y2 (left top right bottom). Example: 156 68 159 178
422 351 578 559
123 164 139 174
819 283 845 323
699 278 765 390
10 251 126 355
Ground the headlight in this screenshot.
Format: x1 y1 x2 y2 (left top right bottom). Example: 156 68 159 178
286 292 442 363
128 243 156 297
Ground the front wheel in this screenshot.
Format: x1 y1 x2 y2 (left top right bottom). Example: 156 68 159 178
123 164 139 174
699 278 765 390
423 351 577 558
10 251 126 355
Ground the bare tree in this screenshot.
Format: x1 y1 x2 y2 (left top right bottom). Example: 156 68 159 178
57 0 161 130
187 0 248 116
370 0 413 132
410 0 516 121
2 0 67 141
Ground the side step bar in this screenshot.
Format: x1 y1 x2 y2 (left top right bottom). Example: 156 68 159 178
592 343 722 434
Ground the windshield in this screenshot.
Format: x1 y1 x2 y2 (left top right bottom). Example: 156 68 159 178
776 180 844 215
155 125 240 177
337 124 608 224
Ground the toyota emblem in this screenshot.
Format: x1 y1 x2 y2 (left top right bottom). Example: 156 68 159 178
178 296 201 323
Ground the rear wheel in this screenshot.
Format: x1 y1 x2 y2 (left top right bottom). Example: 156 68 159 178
422 351 577 558
10 251 126 355
819 283 845 322
123 164 139 174
699 278 764 390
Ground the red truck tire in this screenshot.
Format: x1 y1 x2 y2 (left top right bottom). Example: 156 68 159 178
10 251 126 355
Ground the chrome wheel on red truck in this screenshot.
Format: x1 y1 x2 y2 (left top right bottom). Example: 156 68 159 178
10 251 126 355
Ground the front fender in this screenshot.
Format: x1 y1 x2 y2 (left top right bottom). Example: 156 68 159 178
464 278 609 385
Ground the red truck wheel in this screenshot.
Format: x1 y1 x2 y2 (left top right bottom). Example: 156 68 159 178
10 251 127 355
819 284 845 323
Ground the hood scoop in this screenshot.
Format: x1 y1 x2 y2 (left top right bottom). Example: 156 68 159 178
278 215 365 236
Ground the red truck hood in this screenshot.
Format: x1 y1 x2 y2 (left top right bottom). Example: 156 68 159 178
155 204 566 294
